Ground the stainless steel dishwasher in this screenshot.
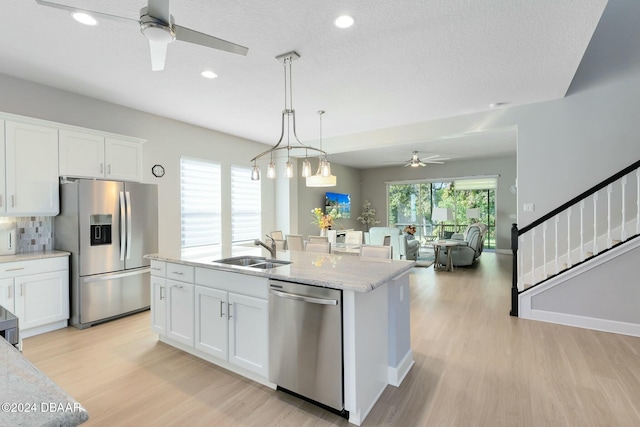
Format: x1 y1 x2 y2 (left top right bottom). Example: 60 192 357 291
269 280 346 416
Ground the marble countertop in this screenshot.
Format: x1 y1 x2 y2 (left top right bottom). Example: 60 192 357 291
0 250 70 264
0 337 88 426
146 250 415 293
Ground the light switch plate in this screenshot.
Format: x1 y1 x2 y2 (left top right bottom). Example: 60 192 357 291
523 203 535 212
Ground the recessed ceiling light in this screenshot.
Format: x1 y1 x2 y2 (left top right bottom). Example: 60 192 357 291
201 70 218 79
334 15 354 29
490 102 507 108
72 12 98 26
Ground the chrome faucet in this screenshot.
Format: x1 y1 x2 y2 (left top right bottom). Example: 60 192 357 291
254 236 276 259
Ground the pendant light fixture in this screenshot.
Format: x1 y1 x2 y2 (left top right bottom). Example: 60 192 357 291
250 52 333 184
306 110 337 187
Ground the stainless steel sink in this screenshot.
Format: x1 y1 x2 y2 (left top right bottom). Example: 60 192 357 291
249 261 292 269
214 256 267 266
213 256 291 269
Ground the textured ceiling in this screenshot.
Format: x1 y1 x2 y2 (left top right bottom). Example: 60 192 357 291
0 0 607 168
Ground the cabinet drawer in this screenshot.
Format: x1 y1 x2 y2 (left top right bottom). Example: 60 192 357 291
195 268 268 299
166 263 194 283
0 257 68 279
150 260 166 277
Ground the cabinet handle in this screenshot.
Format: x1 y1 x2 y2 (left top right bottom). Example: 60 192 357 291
174 284 183 289
219 300 225 318
108 164 112 174
100 163 104 174
151 267 161 271
11 195 15 208
172 271 184 275
159 286 164 300
20 283 24 297
5 268 24 272
227 303 232 319
7 286 11 299
0 194 2 208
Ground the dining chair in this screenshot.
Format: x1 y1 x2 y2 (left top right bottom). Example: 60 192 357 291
308 235 329 243
359 244 393 260
286 234 304 252
345 230 363 245
270 230 286 250
305 241 331 253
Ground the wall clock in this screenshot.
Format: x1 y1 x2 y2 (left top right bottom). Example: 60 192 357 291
152 164 165 178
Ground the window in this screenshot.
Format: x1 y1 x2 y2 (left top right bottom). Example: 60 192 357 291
181 157 221 260
231 165 261 243
388 177 497 249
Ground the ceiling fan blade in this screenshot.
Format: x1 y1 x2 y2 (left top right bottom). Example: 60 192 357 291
424 161 445 164
174 25 248 56
146 0 171 24
148 40 168 71
34 0 139 25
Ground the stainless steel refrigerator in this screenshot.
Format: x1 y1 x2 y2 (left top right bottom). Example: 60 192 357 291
55 178 158 329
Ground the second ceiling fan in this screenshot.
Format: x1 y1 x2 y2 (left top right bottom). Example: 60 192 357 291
402 151 448 167
35 0 249 71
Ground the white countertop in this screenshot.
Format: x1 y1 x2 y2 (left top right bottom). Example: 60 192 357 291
0 250 70 264
0 337 89 426
146 250 415 293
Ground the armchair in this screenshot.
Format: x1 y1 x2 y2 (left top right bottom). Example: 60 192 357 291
436 223 487 267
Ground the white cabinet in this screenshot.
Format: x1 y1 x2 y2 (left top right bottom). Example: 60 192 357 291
195 285 228 360
149 261 270 380
0 257 69 338
195 286 268 377
3 120 59 216
150 276 167 335
166 279 194 346
227 292 268 377
59 130 142 182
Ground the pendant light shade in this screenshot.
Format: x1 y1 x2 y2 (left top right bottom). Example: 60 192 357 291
251 162 260 180
267 161 276 179
285 160 294 178
301 158 312 177
306 110 337 188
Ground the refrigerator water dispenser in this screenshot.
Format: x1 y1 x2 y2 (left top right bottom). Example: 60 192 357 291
90 214 112 246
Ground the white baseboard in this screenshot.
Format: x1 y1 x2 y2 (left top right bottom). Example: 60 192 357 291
524 309 640 338
388 349 414 387
20 320 68 339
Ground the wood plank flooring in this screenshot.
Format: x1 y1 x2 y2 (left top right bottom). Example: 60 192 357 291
22 253 640 426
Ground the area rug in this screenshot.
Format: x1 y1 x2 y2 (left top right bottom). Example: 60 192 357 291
414 253 435 267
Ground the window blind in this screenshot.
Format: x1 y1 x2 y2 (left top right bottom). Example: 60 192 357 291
454 177 498 190
231 165 261 243
180 157 221 258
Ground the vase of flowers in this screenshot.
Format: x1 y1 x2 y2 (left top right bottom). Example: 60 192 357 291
357 200 381 231
312 207 339 234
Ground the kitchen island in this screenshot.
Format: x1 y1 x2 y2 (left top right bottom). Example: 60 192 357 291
145 250 415 425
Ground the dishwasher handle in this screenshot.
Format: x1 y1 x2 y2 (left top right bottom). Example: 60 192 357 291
269 289 338 306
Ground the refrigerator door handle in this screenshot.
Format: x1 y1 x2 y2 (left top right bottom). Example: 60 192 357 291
125 191 132 260
119 191 126 261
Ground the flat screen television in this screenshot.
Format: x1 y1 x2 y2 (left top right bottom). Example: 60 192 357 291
325 192 351 218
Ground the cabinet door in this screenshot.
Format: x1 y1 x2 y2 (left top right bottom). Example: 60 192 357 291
59 130 105 178
195 286 228 360
5 121 59 215
0 278 14 312
14 271 69 330
105 138 142 182
150 276 166 335
0 120 5 214
228 293 268 377
166 279 194 346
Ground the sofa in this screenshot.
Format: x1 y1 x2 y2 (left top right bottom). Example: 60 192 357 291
436 223 487 267
364 226 419 260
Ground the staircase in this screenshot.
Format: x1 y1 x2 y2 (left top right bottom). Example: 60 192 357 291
510 159 640 336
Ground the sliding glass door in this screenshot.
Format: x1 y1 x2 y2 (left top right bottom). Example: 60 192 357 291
388 178 496 249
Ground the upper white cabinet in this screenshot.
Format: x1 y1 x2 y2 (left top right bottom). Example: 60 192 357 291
59 130 143 182
3 120 59 216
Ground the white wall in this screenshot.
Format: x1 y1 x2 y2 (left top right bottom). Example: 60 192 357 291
0 73 276 258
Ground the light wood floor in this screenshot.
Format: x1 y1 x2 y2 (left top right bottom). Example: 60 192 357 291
23 253 640 426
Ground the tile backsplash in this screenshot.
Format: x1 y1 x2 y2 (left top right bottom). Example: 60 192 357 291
0 216 54 253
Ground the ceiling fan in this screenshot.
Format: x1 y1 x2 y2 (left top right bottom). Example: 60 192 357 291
34 0 249 71
401 151 448 167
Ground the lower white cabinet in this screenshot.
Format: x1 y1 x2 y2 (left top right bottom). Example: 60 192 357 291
0 257 70 338
166 279 194 346
150 261 269 381
195 286 268 377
